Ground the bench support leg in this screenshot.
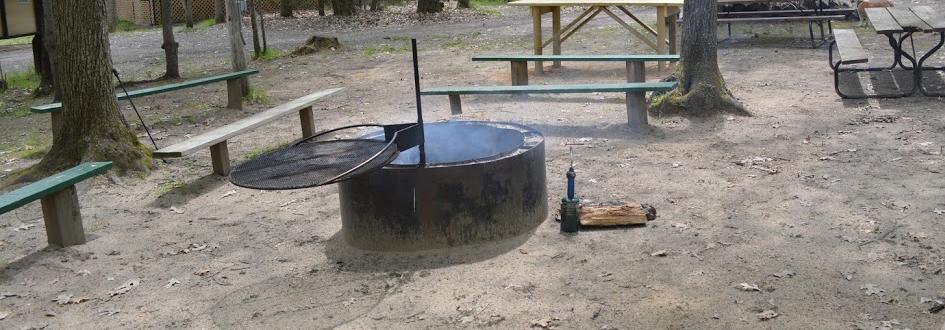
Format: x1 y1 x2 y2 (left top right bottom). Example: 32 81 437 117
448 95 463 115
299 106 316 138
532 7 544 74
40 186 86 247
511 61 529 86
210 141 231 176
50 111 62 142
552 7 561 68
626 61 648 128
226 79 243 110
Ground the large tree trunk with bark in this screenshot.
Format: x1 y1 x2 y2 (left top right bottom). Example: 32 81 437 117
215 0 227 22
417 0 443 13
32 0 54 97
36 0 151 175
280 0 294 17
160 0 180 79
650 0 747 116
331 0 357 16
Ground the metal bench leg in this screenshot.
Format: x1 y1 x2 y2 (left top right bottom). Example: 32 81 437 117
448 94 463 115
809 21 816 49
626 62 647 128
226 79 243 110
210 141 231 176
919 32 945 96
830 40 916 99
40 186 86 247
511 61 529 86
299 106 316 138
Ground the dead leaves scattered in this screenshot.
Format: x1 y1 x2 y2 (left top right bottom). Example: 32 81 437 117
108 279 140 297
737 283 761 292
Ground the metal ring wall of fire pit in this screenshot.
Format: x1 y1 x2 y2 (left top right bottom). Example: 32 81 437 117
338 121 547 251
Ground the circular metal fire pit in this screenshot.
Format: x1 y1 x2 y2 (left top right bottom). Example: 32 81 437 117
338 121 547 251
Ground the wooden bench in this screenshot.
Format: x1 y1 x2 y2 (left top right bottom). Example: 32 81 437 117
31 69 259 139
471 54 681 86
828 29 913 99
152 87 344 175
681 12 847 48
0 162 112 247
420 82 677 128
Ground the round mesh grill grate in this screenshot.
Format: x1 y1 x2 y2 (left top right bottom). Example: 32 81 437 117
229 139 398 190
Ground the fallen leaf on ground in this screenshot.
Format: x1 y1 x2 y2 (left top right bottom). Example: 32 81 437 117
650 250 668 257
194 269 211 276
221 190 236 198
169 207 184 214
97 309 119 317
0 311 7 320
13 223 35 231
108 279 140 297
529 317 560 329
671 223 688 230
737 283 761 292
0 293 18 300
757 310 779 320
861 284 885 296
772 270 796 278
933 209 945 215
165 278 181 288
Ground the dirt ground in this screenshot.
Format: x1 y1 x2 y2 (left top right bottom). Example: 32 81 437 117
2 2 945 329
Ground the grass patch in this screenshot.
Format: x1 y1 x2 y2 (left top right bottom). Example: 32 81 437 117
5 67 39 91
115 20 140 32
244 141 292 160
254 48 283 61
0 35 33 47
362 43 410 57
243 87 269 104
181 18 216 32
472 0 506 6
442 32 483 49
15 134 50 159
474 7 501 15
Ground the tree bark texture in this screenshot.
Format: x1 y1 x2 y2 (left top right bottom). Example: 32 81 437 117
32 0 54 97
160 0 180 79
331 0 357 16
317 0 326 16
185 0 194 28
37 0 151 174
458 0 470 9
249 0 261 56
417 0 443 13
650 0 747 116
226 0 249 94
215 0 226 22
280 0 294 17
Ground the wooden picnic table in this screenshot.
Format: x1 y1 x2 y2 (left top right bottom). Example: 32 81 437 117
508 0 683 72
865 6 945 96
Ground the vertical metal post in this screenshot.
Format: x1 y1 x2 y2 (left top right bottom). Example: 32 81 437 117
411 39 426 167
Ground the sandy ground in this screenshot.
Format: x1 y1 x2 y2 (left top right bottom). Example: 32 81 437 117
2 2 945 329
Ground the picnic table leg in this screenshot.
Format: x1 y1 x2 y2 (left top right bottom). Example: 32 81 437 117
668 9 678 56
532 7 544 74
448 95 463 115
299 106 316 138
918 32 945 96
40 186 86 247
626 61 647 128
210 141 231 176
226 79 243 110
50 111 62 141
552 6 561 68
511 61 529 86
656 6 668 71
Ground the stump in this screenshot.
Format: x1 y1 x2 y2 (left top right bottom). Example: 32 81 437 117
292 36 340 56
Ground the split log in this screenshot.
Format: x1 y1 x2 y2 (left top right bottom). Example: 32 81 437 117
579 202 656 226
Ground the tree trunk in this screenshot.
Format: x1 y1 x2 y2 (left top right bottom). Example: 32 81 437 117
280 0 294 17
106 0 118 31
185 0 194 28
160 0 180 79
42 0 60 102
259 10 267 52
370 0 383 11
226 0 249 94
458 0 470 9
36 0 151 175
32 0 54 97
317 0 326 16
650 0 747 116
331 0 357 16
215 0 226 22
249 0 261 57
417 0 443 13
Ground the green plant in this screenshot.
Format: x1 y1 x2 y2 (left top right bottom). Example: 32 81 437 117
244 141 291 160
254 48 283 61
4 67 40 91
243 87 269 104
472 0 506 6
0 35 33 47
15 133 50 159
181 18 216 32
115 20 139 32
474 7 500 15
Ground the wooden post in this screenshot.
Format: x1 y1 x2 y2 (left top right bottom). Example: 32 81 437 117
531 6 544 74
210 141 231 176
185 0 194 28
656 6 668 71
511 61 529 86
225 79 243 110
668 8 678 57
626 61 647 128
50 111 62 141
552 6 561 68
226 0 249 95
299 106 315 138
40 186 85 247
448 95 463 115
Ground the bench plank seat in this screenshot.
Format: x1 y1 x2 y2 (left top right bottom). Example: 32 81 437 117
865 8 902 34
833 29 869 65
31 69 259 114
420 82 677 95
472 54 681 62
716 15 845 23
0 162 112 214
718 9 854 18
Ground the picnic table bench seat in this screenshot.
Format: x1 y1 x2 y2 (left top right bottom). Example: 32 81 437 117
32 69 259 139
152 87 343 176
471 54 681 85
420 82 677 128
829 29 915 99
0 162 112 247
679 9 848 48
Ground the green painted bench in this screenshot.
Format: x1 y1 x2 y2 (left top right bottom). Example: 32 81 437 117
471 54 681 86
420 82 677 128
153 88 344 176
0 162 112 247
32 69 259 139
